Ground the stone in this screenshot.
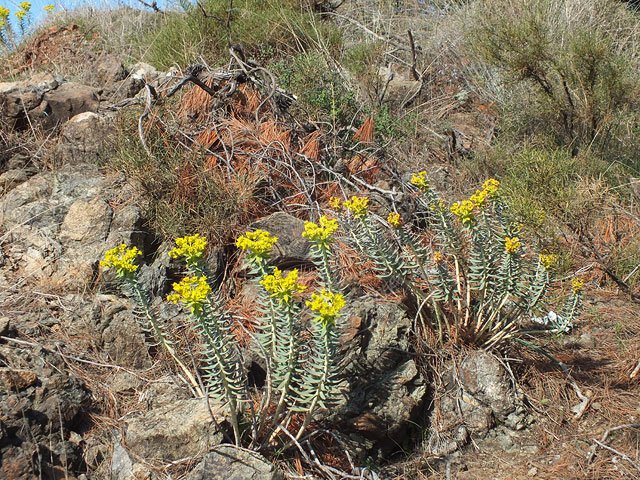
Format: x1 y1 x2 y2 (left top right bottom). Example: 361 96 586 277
53 112 114 165
60 198 113 243
0 73 61 130
40 83 100 130
185 445 283 480
123 399 225 462
0 368 38 391
94 55 129 86
0 169 30 194
251 212 311 266
338 298 427 452
431 350 525 452
101 311 151 369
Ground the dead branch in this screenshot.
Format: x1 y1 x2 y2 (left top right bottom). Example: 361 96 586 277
587 423 640 464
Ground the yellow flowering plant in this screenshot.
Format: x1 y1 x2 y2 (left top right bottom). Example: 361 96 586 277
260 268 306 303
236 229 278 266
302 215 339 288
100 244 141 278
167 275 212 314
340 171 583 349
343 196 369 218
168 233 208 267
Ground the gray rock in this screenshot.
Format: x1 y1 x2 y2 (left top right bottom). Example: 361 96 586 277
0 316 9 336
0 169 30 194
431 350 526 452
123 399 225 462
338 298 427 452
60 197 113 243
101 310 151 369
185 445 282 480
251 212 311 266
53 112 114 165
40 82 100 130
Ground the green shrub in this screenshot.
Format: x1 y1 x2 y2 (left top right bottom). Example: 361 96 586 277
144 0 341 69
467 0 640 166
272 51 358 125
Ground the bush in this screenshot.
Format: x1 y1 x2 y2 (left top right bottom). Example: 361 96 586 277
144 0 341 69
467 0 640 166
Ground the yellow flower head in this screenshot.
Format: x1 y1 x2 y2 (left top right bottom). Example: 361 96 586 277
306 290 346 327
539 253 559 270
100 244 141 278
469 188 489 208
168 234 207 265
19 2 31 10
410 170 429 191
343 196 369 219
482 178 500 197
166 275 211 314
329 196 342 210
302 216 339 248
15 9 27 20
44 4 55 12
387 212 401 228
236 229 278 260
571 277 584 294
433 251 444 264
260 268 306 303
504 236 522 255
0 6 10 18
450 200 475 225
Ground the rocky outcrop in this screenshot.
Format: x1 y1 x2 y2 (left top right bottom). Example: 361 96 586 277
0 163 150 289
0 74 100 131
338 297 428 453
429 350 529 455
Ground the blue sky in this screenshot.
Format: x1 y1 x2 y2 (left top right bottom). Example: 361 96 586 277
1 0 171 28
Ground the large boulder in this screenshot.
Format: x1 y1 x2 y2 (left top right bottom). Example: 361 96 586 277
337 297 427 453
53 112 114 165
0 164 150 289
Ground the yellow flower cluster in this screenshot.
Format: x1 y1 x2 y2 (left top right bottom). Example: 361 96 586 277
260 268 306 303
15 9 26 20
306 290 346 326
387 212 401 228
539 253 559 270
469 178 500 208
44 4 55 12
571 277 584 293
410 170 429 191
450 199 475 225
0 6 9 18
19 2 31 10
302 216 339 247
167 276 211 314
343 196 369 219
504 236 522 254
168 234 207 265
433 251 444 263
329 196 342 210
236 229 278 259
449 178 501 224
100 244 141 277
